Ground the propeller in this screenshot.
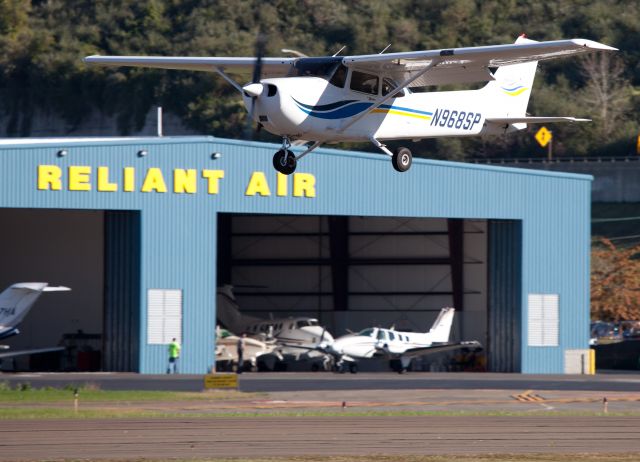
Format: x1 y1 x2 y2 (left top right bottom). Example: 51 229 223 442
243 31 267 140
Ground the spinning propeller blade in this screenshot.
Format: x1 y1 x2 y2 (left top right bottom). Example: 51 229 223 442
244 31 267 140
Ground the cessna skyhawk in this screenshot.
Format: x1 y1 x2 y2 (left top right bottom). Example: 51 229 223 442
84 35 616 173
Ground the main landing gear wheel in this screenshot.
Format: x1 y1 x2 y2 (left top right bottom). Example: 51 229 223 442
348 363 358 374
273 149 297 175
392 147 412 172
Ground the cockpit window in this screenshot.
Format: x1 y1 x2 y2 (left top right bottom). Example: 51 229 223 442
291 57 343 80
388 331 395 341
296 319 319 328
382 77 405 97
377 330 387 341
350 70 379 95
329 64 348 88
357 328 375 337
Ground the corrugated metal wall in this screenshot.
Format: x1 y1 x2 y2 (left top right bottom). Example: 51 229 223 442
103 211 141 372
488 220 522 372
0 136 592 373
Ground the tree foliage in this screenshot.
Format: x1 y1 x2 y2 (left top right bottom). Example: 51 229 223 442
591 238 640 321
0 0 638 158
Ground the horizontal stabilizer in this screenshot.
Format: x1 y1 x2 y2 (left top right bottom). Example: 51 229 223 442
486 116 591 124
403 340 482 359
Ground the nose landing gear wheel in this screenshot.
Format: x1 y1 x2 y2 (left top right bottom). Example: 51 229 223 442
273 149 297 175
392 147 412 172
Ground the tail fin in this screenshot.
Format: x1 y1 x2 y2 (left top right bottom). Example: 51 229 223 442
0 283 70 337
483 36 539 121
216 285 261 334
428 307 455 343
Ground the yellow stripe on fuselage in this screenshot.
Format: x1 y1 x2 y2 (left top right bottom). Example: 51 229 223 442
371 108 432 120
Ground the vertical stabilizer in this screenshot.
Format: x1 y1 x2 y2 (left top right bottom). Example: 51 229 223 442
483 36 539 122
216 285 262 334
0 283 70 339
427 307 455 343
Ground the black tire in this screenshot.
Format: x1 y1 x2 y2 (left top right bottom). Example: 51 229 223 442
273 149 297 175
348 363 358 374
392 147 412 172
311 363 320 372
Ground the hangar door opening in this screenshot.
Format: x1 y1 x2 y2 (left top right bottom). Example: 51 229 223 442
0 209 140 372
216 213 517 372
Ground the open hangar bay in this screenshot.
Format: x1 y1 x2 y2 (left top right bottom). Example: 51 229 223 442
0 136 590 374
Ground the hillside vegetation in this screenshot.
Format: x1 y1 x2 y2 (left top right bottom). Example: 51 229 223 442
0 0 638 160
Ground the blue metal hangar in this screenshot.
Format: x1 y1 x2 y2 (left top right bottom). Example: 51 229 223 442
0 136 591 374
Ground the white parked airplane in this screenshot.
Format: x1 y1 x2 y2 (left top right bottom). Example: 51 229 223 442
216 285 334 365
325 307 480 373
0 282 71 360
215 326 280 372
84 35 616 173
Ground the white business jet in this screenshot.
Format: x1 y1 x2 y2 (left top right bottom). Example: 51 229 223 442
0 282 70 360
84 35 615 173
326 307 480 373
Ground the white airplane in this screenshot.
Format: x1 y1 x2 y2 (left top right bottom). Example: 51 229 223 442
215 326 280 372
325 307 480 373
216 285 334 365
0 283 71 360
84 35 616 173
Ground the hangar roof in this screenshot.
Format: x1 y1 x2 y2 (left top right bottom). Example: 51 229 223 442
0 136 593 182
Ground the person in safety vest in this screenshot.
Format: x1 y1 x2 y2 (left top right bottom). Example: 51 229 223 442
167 338 181 374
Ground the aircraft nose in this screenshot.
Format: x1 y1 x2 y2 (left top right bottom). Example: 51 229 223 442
242 83 264 98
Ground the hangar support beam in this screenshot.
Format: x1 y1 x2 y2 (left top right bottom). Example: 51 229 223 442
448 218 465 312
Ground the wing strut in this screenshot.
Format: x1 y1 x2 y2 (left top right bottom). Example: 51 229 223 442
338 59 441 134
215 68 244 94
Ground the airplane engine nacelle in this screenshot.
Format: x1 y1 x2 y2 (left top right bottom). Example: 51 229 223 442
244 77 339 139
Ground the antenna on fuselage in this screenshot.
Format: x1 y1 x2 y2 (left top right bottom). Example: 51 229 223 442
332 46 346 57
379 44 391 54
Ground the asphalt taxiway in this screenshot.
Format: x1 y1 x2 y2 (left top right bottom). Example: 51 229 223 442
3 371 640 393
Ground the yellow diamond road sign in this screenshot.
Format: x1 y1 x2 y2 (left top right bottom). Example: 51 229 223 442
535 126 552 148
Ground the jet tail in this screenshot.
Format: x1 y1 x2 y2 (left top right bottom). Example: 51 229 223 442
427 307 455 343
0 283 70 339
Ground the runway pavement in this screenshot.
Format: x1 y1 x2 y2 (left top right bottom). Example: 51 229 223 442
2 371 640 392
2 416 639 459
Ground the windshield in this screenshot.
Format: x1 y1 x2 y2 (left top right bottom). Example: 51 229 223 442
291 57 343 80
296 319 319 328
357 328 375 337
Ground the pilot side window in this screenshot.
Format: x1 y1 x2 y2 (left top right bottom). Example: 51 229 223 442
389 331 395 341
350 70 379 95
377 330 387 341
382 77 405 97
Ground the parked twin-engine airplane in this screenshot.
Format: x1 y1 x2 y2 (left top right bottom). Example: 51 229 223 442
216 285 334 362
85 35 616 173
323 308 480 373
0 283 70 361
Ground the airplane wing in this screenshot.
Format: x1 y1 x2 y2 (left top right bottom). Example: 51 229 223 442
399 341 482 359
0 346 64 360
342 39 617 87
83 56 295 77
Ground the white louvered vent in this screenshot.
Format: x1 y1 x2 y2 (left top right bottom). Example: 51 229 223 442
528 293 559 347
147 289 182 344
